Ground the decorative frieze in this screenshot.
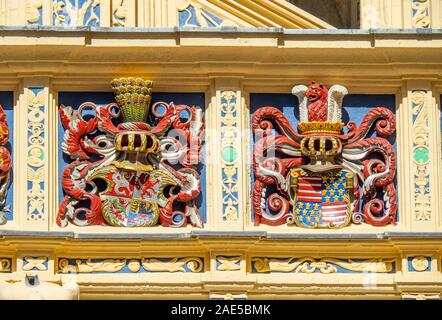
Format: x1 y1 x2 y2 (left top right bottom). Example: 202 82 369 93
251 257 395 274
53 0 101 27
26 88 46 222
58 257 204 273
220 91 240 222
411 90 431 221
177 0 234 27
412 0 430 28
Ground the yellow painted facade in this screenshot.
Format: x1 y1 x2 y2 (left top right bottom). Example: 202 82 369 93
0 0 441 300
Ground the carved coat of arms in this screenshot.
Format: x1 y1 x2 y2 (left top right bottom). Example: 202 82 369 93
252 82 397 228
57 78 204 228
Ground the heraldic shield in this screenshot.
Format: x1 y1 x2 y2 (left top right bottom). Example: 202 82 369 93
290 168 354 229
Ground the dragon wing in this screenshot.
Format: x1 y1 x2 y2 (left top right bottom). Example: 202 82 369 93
291 85 308 123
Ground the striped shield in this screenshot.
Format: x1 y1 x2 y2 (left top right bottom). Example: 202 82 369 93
292 169 352 228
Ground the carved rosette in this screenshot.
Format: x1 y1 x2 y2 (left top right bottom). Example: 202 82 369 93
411 91 431 221
220 91 240 222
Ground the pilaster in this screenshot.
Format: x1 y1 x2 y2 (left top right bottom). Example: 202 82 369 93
17 77 51 231
401 80 438 232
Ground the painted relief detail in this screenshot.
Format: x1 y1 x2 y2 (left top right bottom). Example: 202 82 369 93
58 257 204 273
112 0 127 27
26 0 43 24
412 91 431 221
252 257 395 274
410 256 430 272
27 88 46 221
53 0 100 27
252 82 397 228
412 0 430 28
0 106 11 225
0 258 12 272
177 0 235 27
221 91 239 222
57 78 204 228
216 256 241 271
23 257 48 271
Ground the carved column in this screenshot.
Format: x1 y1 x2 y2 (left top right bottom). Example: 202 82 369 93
17 78 51 230
401 80 439 231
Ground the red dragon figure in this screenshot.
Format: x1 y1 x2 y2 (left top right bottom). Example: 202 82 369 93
57 78 204 228
252 83 396 229
305 82 328 122
0 105 11 225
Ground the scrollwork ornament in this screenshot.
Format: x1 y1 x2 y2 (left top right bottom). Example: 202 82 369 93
412 0 430 28
57 78 204 228
252 82 397 228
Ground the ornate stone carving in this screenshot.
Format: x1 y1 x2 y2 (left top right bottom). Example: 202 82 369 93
412 0 430 28
23 256 48 271
141 257 204 273
57 257 204 273
252 82 397 228
177 0 235 27
53 0 100 27
0 258 12 272
220 91 239 222
57 78 204 228
216 256 241 271
411 90 431 221
27 88 46 221
112 0 127 27
410 256 429 272
58 258 127 273
0 105 11 225
26 0 43 24
252 257 395 274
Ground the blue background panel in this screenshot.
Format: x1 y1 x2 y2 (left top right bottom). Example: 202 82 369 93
0 92 13 221
58 92 206 223
249 93 397 223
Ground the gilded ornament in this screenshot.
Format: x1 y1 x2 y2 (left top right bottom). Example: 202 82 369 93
411 256 429 272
